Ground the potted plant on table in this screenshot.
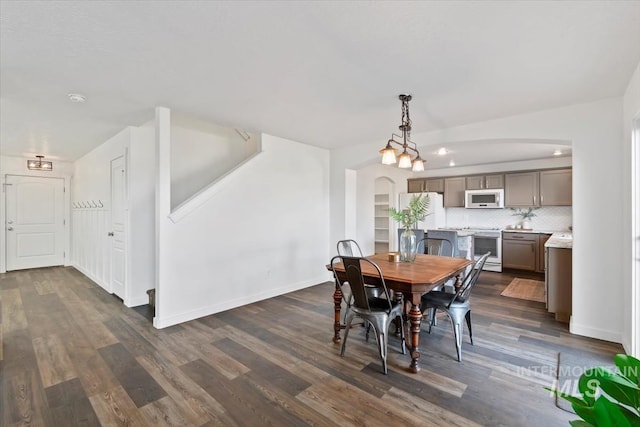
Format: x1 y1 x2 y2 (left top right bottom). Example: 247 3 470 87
389 193 430 262
511 207 539 230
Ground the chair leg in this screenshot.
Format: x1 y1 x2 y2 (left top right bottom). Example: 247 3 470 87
378 330 388 375
427 307 436 334
452 320 463 362
341 313 354 356
396 315 407 354
465 310 473 345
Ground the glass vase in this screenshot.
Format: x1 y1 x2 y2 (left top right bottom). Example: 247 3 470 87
399 228 417 263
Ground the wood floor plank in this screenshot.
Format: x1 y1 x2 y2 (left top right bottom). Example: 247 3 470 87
45 377 101 426
88 385 150 426
3 369 54 426
98 343 167 408
136 352 232 426
32 334 78 388
0 288 28 332
382 386 481 427
139 395 191 427
58 323 120 397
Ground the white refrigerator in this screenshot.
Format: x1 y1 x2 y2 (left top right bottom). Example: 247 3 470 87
397 192 446 230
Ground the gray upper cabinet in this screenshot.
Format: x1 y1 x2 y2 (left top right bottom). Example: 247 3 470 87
505 171 539 207
408 178 445 193
466 174 504 190
540 169 572 206
425 178 444 193
485 174 504 189
444 177 466 207
407 179 424 193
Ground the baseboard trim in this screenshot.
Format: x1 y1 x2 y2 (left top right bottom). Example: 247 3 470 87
153 275 328 329
125 295 149 308
570 319 622 344
73 264 111 293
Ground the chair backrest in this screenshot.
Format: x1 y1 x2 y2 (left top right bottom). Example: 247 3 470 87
451 252 490 305
426 230 459 257
337 239 364 257
330 255 393 313
418 237 454 256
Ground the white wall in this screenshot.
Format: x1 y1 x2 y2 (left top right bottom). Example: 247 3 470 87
0 155 73 273
331 96 625 343
72 127 155 306
170 114 259 210
155 109 330 327
623 61 640 356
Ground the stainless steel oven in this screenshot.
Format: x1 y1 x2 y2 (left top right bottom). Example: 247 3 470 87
472 231 502 272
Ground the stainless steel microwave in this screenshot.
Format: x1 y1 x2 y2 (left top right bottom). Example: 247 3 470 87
465 189 504 208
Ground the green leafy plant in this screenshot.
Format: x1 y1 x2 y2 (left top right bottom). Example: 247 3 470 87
389 193 430 230
546 353 640 426
510 207 539 220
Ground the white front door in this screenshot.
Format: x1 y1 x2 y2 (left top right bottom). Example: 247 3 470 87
110 155 127 299
5 175 65 271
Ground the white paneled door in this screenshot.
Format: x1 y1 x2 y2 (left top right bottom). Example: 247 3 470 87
5 175 65 270
110 155 127 299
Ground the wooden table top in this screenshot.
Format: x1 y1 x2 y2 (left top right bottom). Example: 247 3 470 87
328 253 473 294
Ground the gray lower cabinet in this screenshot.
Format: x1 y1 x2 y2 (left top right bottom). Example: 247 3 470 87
546 247 572 322
444 177 466 207
502 232 537 271
537 234 552 272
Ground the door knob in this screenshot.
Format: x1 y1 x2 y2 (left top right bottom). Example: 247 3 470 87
7 227 14 231
7 220 13 224
108 232 114 236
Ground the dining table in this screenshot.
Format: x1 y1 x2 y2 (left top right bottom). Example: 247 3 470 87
327 253 473 373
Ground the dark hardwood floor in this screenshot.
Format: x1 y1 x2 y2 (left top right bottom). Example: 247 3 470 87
1 266 623 426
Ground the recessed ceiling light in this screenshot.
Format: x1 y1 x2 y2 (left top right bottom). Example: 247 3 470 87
437 148 448 155
67 93 86 103
553 149 562 156
449 160 456 167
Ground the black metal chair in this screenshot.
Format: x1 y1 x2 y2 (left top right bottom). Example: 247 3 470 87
420 252 490 362
417 237 454 256
330 255 406 374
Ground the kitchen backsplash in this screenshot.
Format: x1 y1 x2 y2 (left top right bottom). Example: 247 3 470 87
445 206 572 231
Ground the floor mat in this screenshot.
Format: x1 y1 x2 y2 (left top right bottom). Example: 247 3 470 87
500 278 545 302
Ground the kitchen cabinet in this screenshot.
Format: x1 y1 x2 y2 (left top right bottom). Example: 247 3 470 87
537 233 552 272
443 177 466 207
407 179 424 193
502 232 537 271
505 171 539 207
546 246 572 322
407 178 444 193
540 169 572 206
425 178 444 193
465 174 504 190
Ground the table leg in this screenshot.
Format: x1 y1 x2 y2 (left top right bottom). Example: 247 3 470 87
333 286 343 343
407 295 423 373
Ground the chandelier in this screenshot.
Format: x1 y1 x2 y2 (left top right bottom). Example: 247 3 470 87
378 94 425 172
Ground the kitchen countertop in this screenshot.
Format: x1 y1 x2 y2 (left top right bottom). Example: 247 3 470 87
545 232 573 249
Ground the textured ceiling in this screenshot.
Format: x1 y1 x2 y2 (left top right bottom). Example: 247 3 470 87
1 1 639 162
